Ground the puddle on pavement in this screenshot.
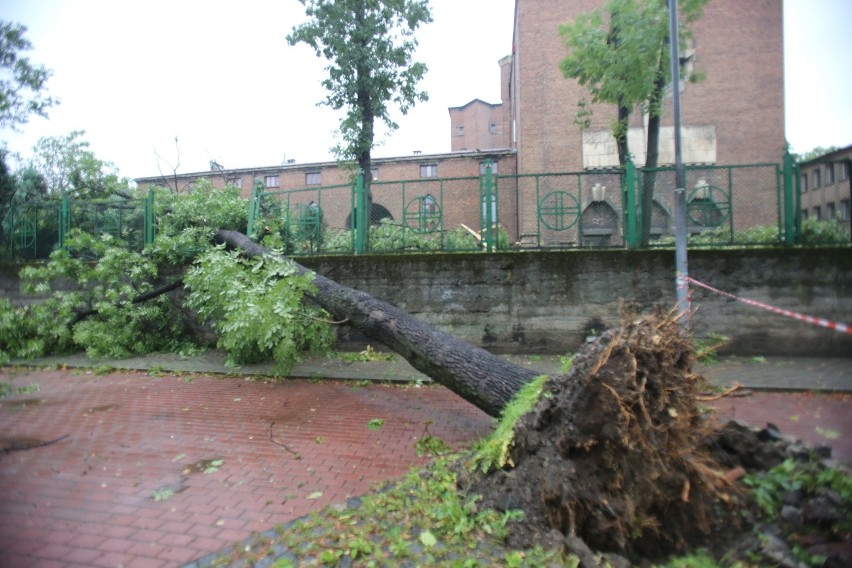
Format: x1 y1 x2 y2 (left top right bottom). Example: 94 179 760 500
0 398 48 410
84 403 119 415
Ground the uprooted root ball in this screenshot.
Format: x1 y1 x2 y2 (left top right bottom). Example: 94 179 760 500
462 312 742 560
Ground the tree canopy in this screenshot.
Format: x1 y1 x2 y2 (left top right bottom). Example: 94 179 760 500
0 20 59 130
287 0 432 179
794 145 842 164
29 130 129 198
559 0 706 152
559 0 706 246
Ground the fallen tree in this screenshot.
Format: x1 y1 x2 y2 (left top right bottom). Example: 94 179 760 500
213 229 539 417
7 224 848 565
214 229 849 566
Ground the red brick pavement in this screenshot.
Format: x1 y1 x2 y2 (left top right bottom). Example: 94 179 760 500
0 368 849 568
0 368 492 568
706 391 852 462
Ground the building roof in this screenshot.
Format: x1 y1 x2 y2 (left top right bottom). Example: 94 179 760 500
799 144 852 166
447 98 502 112
134 148 515 184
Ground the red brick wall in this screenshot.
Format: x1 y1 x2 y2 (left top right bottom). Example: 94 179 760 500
510 0 784 232
448 100 510 152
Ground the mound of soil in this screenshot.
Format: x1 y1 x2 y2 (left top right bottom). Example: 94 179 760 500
458 313 848 566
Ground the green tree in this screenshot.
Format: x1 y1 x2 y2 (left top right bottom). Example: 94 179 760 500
0 21 59 129
0 150 16 244
560 0 706 246
15 166 48 201
793 145 840 164
287 0 432 238
0 156 47 246
29 130 130 198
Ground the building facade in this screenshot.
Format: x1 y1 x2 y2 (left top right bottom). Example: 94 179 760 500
798 145 852 235
136 0 785 247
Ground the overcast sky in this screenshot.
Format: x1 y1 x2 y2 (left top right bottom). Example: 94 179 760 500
1 0 850 180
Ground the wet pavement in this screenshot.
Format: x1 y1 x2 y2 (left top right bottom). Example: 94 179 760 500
0 351 850 567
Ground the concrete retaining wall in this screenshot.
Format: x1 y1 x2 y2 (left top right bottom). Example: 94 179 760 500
3 248 851 357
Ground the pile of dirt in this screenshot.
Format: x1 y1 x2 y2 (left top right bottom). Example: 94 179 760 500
458 312 848 566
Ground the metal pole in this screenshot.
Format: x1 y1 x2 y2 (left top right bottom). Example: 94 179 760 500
668 0 690 327
484 161 494 253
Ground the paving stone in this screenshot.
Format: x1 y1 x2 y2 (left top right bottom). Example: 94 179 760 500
2 354 850 567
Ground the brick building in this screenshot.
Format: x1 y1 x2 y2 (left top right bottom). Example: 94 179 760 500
136 0 785 247
798 145 852 235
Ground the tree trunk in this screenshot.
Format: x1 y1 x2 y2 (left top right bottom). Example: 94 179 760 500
639 41 670 248
213 229 540 417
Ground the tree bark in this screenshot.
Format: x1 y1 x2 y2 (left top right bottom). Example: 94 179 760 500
213 229 540 417
639 41 670 248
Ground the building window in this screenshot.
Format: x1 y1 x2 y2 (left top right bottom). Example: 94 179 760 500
420 164 438 178
456 125 464 136
371 168 379 181
800 174 808 192
812 169 821 189
305 171 321 185
827 202 836 219
840 199 850 221
489 122 498 134
814 206 822 220
826 164 835 185
479 161 498 175
801 209 809 221
231 178 242 189
481 193 498 224
840 162 850 181
265 175 279 188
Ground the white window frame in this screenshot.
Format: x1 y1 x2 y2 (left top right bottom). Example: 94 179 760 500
419 163 438 178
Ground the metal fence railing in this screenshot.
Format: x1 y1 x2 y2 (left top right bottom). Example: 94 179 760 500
638 163 785 247
248 173 500 256
4 155 848 261
245 156 849 256
1 192 155 261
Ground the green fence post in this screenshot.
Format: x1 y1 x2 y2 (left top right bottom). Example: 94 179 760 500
144 189 155 245
247 179 263 239
484 160 494 253
59 193 70 248
623 160 638 249
355 170 367 254
782 151 796 246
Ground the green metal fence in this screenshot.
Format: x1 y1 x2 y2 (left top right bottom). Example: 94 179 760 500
636 162 786 247
1 191 155 260
5 155 846 261
246 157 816 256
248 171 504 256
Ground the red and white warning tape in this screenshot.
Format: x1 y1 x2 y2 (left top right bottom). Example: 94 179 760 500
686 277 851 335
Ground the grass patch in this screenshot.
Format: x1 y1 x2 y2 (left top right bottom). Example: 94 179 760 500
0 381 39 398
335 345 395 362
469 375 549 474
209 458 575 567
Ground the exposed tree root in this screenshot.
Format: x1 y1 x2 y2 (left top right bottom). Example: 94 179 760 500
461 311 744 561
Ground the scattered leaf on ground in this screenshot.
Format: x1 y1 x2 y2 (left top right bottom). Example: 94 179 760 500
420 529 438 548
816 426 840 440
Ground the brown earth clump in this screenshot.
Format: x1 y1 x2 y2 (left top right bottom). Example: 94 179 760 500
460 311 744 562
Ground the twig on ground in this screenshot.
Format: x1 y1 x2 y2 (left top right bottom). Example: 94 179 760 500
268 421 301 459
697 384 745 401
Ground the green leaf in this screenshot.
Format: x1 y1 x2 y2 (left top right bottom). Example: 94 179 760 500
419 529 437 548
